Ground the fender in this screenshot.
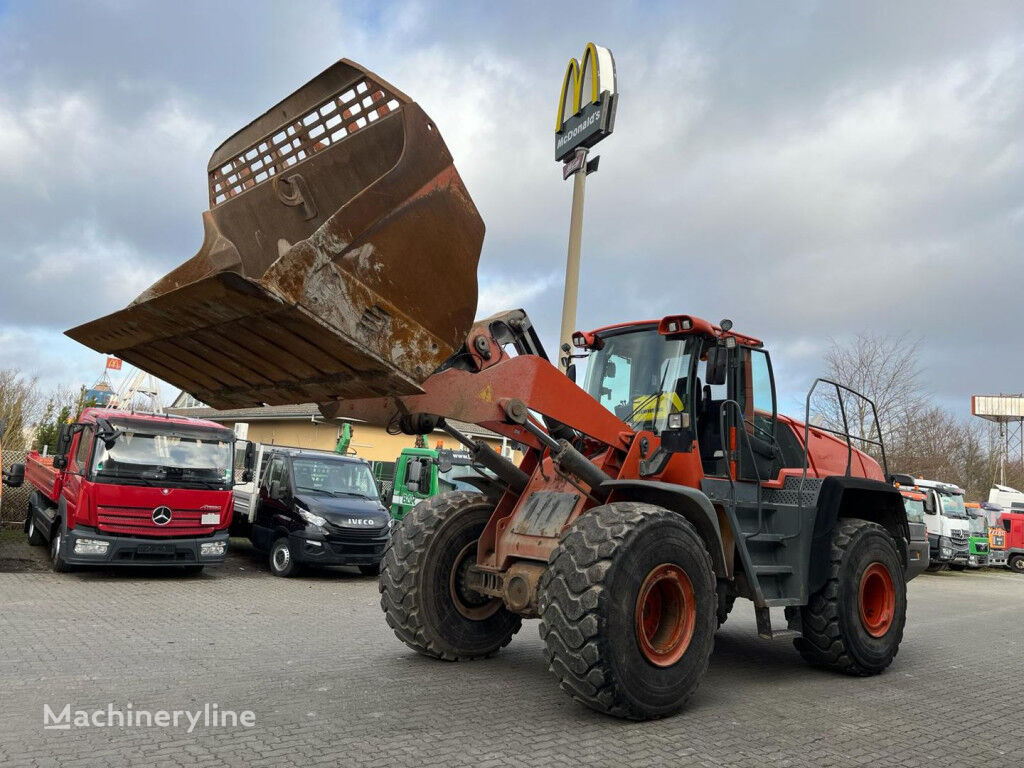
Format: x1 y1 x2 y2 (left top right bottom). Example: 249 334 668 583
808 476 908 594
601 479 727 577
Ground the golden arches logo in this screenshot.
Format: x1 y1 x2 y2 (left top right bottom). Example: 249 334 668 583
556 43 616 133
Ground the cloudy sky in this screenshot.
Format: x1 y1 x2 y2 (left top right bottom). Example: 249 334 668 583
0 1 1021 417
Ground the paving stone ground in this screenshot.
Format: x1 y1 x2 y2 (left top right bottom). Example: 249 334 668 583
1 532 1022 767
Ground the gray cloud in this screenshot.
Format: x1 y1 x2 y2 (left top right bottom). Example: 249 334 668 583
0 1 1021 420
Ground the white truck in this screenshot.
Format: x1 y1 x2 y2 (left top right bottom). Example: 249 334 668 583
988 484 1024 512
892 474 970 571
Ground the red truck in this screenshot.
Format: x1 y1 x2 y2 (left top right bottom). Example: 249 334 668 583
18 408 252 572
997 512 1024 573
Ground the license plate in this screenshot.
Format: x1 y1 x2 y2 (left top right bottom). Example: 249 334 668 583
201 513 220 525
136 544 173 555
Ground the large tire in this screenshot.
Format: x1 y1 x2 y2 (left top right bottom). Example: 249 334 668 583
380 491 521 660
538 502 717 720
1009 554 1024 574
50 520 73 573
795 519 906 676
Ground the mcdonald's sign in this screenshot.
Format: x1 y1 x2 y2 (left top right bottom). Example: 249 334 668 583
555 43 617 162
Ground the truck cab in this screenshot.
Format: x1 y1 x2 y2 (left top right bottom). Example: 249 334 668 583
965 503 990 568
996 511 1024 573
389 447 487 520
244 447 392 577
898 489 930 572
21 408 245 572
892 475 969 571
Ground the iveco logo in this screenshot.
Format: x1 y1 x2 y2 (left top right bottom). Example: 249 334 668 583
152 506 173 526
346 518 376 526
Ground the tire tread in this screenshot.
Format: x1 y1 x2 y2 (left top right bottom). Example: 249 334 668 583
538 502 715 720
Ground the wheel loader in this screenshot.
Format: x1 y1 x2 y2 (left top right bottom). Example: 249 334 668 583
66 58 924 720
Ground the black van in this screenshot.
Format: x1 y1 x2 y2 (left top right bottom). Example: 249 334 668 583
247 448 391 577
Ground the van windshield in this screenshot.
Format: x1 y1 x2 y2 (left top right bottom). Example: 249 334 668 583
292 458 379 500
91 422 233 488
938 492 968 519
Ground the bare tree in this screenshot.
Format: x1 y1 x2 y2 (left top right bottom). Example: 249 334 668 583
815 334 1014 500
811 333 929 464
0 368 41 451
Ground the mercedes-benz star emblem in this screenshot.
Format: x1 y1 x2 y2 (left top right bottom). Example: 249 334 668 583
152 506 173 526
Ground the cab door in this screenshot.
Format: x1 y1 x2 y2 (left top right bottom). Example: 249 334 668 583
61 426 94 528
735 347 780 483
252 456 286 549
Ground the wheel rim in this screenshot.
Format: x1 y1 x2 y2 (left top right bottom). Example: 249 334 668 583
859 562 895 637
273 544 290 571
28 520 34 538
1013 558 1024 572
634 563 696 667
448 540 500 621
52 531 60 560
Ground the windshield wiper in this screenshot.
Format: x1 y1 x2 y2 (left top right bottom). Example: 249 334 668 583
97 472 158 486
327 489 373 498
295 486 332 496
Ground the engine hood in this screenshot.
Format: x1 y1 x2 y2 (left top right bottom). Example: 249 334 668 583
294 492 390 526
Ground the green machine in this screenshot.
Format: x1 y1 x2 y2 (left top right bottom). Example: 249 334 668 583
966 504 990 568
388 447 479 519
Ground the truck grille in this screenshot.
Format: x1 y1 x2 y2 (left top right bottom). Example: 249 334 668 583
950 529 969 547
96 506 216 537
325 525 389 556
325 523 389 540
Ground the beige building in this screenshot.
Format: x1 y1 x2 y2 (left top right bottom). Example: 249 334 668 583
167 396 518 465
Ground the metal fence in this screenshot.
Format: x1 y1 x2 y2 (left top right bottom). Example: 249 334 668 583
1 449 29 527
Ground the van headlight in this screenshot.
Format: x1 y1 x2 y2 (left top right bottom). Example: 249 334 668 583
298 510 328 528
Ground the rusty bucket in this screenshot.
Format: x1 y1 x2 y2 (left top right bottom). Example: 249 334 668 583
66 59 484 409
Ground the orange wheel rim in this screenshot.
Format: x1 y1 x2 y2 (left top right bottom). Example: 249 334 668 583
859 562 895 637
634 563 696 667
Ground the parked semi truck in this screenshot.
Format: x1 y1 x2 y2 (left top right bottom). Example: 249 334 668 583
16 408 251 572
982 502 1008 567
898 488 930 572
995 511 1024 573
964 502 990 568
891 475 969 571
66 57 929 719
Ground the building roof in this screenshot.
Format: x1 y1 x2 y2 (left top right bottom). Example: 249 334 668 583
165 402 505 441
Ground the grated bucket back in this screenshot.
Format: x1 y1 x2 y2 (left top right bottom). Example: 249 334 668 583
66 59 484 409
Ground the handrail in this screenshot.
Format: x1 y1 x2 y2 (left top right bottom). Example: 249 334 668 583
718 399 766 537
801 377 889 485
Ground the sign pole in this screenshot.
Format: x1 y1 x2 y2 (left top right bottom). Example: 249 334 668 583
558 148 589 370
553 43 616 372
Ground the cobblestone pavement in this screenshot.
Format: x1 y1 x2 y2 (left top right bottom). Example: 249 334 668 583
1 534 1022 767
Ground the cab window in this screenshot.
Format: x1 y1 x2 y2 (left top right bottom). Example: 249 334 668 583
902 497 925 524
73 427 93 472
265 458 285 492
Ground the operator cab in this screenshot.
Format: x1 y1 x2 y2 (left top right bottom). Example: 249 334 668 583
576 315 801 481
